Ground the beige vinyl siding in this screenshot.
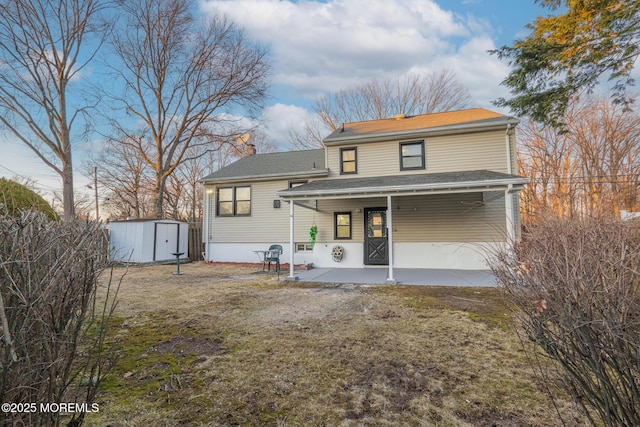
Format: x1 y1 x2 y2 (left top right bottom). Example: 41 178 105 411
207 185 507 245
313 197 386 243
392 192 505 242
327 130 509 178
208 180 315 243
310 192 506 244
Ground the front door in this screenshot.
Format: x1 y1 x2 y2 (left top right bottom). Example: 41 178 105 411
364 208 388 265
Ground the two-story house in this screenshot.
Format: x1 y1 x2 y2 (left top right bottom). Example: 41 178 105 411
201 108 528 281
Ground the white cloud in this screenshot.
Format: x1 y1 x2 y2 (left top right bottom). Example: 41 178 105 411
431 36 513 110
201 0 473 97
200 0 517 142
261 103 314 148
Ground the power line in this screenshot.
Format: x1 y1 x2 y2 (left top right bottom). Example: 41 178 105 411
0 163 59 191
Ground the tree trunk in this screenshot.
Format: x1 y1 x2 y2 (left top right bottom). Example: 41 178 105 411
62 158 75 221
154 175 165 219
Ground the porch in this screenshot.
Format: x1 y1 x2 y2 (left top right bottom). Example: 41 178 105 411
293 267 496 287
277 170 528 282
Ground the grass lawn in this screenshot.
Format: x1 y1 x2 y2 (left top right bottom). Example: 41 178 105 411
84 262 585 426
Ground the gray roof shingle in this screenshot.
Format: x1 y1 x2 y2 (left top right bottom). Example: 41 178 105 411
201 149 326 183
277 170 528 199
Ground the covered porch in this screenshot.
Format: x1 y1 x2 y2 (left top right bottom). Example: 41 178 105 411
277 170 528 283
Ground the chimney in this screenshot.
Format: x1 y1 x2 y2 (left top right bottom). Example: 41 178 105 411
244 143 256 156
394 113 406 120
238 133 255 156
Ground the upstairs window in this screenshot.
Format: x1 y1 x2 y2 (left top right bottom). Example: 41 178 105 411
217 186 251 216
340 147 357 174
400 141 425 170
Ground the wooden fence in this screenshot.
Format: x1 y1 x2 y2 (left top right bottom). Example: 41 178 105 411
188 222 203 261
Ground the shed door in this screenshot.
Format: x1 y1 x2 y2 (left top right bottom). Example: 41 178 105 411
154 223 179 261
364 208 388 265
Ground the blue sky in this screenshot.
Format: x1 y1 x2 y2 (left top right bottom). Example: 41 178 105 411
1 0 549 200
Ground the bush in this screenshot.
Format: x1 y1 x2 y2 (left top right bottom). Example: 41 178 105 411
0 178 58 221
490 217 640 426
0 211 119 426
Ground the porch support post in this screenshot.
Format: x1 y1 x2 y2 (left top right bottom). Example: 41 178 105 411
386 195 397 284
505 185 515 242
203 188 213 261
286 200 298 281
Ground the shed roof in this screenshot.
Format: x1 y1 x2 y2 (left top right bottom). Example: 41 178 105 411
201 149 327 183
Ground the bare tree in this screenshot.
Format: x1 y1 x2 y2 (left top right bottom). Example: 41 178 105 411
161 129 276 221
88 137 155 220
519 96 640 222
291 70 472 149
0 0 108 221
107 0 269 218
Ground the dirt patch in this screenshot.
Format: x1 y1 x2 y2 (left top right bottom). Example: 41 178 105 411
88 262 586 427
149 336 224 357
246 286 366 326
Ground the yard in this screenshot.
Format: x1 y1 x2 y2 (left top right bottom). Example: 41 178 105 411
84 262 585 426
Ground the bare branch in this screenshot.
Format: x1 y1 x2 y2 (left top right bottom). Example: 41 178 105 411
107 0 269 218
0 0 110 220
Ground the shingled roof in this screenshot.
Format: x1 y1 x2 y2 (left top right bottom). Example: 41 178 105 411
201 149 327 183
324 108 519 145
277 170 528 200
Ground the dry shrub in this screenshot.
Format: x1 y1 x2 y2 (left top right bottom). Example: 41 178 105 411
0 211 120 427
490 216 640 426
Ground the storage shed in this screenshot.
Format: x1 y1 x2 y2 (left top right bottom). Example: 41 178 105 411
109 219 188 263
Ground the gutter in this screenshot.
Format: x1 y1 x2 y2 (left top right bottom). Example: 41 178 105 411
277 177 529 200
324 117 520 146
200 168 329 185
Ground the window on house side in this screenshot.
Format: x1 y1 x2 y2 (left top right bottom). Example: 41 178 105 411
217 187 234 215
296 243 314 252
335 212 352 239
340 147 357 174
217 186 251 216
400 141 425 170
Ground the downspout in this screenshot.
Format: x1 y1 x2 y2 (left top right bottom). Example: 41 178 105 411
505 124 515 242
505 123 513 175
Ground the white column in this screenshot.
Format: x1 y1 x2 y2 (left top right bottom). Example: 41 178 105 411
287 200 298 280
386 195 396 283
505 185 515 242
204 189 213 260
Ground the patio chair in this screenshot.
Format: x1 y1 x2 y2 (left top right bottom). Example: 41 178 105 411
265 244 283 272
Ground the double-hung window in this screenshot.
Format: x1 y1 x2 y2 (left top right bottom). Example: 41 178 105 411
400 141 425 170
217 186 251 216
340 147 357 174
334 212 352 239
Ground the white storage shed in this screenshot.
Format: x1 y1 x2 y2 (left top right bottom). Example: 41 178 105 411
109 219 188 263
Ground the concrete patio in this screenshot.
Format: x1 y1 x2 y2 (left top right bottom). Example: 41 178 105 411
290 267 497 287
